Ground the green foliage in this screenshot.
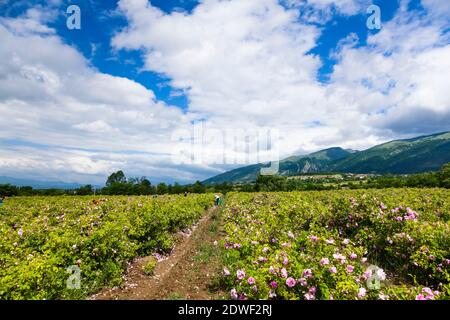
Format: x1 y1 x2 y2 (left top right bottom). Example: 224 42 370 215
142 257 158 276
0 194 214 299
106 171 127 186
220 189 450 300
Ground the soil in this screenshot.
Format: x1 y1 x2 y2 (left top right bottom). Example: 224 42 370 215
90 206 226 300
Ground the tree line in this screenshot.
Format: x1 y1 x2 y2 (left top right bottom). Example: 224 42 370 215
1 163 449 197
0 170 213 197
236 163 450 192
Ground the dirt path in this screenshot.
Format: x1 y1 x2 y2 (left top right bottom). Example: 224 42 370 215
90 206 226 300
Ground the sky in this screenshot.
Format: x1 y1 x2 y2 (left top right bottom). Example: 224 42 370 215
0 0 449 185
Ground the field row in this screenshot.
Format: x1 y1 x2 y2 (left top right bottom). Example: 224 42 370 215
0 194 213 299
220 189 450 300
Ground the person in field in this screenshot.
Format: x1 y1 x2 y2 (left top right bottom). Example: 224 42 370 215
214 194 221 206
0 197 3 207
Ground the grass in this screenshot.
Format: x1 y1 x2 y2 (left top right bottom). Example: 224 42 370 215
193 243 216 263
166 292 185 300
142 257 158 276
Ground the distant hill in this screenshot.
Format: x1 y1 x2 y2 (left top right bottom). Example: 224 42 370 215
329 132 450 174
203 131 450 184
0 176 83 189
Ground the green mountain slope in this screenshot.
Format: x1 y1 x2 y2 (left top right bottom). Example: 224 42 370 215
330 132 450 174
203 131 450 184
203 147 352 184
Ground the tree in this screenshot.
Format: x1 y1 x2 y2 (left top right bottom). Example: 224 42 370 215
18 186 34 196
156 183 168 195
191 181 206 194
172 182 184 194
255 175 287 192
76 185 94 195
439 163 450 188
106 171 127 186
0 184 18 197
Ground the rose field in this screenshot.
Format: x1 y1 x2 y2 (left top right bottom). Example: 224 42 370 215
0 194 213 299
220 189 450 300
0 189 449 300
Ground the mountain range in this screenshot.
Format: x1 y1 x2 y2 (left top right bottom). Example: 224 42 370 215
203 131 450 184
0 176 84 189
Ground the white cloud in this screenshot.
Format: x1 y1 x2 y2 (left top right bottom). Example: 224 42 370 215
0 7 57 35
112 0 450 157
1 0 449 184
328 4 450 135
0 8 204 184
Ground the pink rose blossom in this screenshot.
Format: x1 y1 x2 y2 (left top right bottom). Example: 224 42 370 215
304 293 315 300
333 253 346 264
415 294 426 300
347 265 354 273
281 268 288 278
302 269 313 279
304 286 316 300
376 269 386 281
362 269 373 281
357 288 366 298
230 289 238 300
329 266 337 274
320 258 330 266
258 257 268 263
298 278 307 286
286 277 296 288
248 277 256 285
237 270 246 280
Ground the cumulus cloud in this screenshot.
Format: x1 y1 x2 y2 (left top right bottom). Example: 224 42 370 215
328 2 450 136
0 8 206 184
1 0 449 184
112 0 448 156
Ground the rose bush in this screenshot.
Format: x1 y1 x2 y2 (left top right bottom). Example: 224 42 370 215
221 189 450 300
0 194 213 299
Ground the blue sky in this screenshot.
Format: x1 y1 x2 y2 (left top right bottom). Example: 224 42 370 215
0 0 401 106
0 0 449 185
